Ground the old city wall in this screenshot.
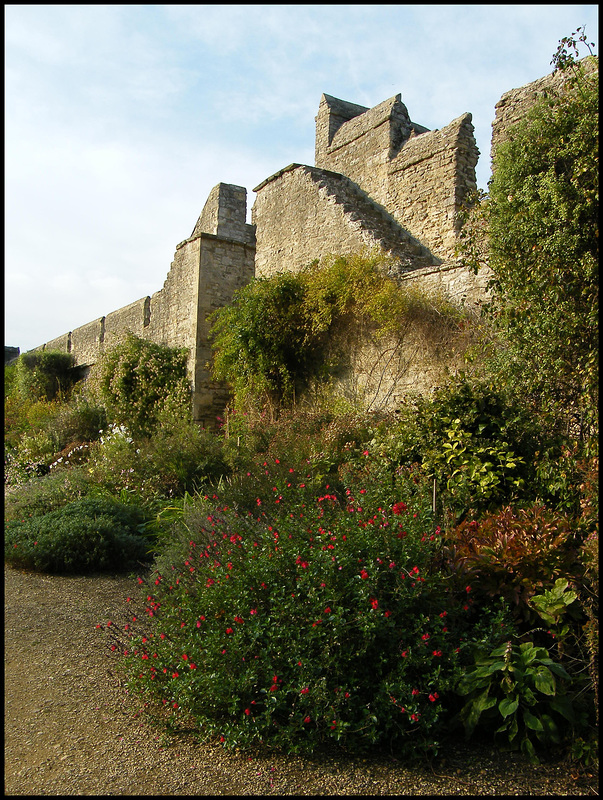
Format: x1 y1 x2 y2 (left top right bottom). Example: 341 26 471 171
34 184 255 424
252 164 436 279
28 63 587 421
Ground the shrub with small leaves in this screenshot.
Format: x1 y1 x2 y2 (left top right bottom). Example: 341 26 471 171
112 462 511 758
5 497 150 574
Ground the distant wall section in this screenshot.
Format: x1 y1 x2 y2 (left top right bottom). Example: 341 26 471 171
31 184 256 425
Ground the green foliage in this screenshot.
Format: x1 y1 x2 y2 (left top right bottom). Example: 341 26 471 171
4 465 91 523
529 578 578 630
93 333 191 437
462 53 598 435
210 272 313 413
210 253 467 416
111 465 511 758
455 640 577 763
15 350 76 402
48 396 107 452
85 416 230 503
5 496 150 574
385 376 547 523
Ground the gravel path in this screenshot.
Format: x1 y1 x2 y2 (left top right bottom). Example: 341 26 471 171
4 563 598 796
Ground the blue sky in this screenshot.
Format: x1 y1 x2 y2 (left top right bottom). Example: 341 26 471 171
5 4 598 352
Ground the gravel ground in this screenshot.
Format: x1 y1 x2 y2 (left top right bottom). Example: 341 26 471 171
4 563 598 796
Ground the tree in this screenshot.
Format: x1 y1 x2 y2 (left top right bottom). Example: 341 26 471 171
462 36 598 439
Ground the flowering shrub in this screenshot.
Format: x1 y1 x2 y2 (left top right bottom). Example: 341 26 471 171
91 333 191 438
86 418 230 503
113 463 511 757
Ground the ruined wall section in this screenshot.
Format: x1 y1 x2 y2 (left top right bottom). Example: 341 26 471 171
387 114 479 258
194 235 256 424
30 182 256 424
314 92 478 261
252 164 436 279
144 235 202 386
190 183 256 244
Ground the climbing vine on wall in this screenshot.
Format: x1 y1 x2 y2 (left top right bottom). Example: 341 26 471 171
210 252 468 415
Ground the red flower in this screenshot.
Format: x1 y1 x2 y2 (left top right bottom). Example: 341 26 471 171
392 501 407 515
304 716 311 724
300 687 309 694
370 598 378 610
226 627 234 634
429 692 439 702
244 708 251 716
360 569 369 580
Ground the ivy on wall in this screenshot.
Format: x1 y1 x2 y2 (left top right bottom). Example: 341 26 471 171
209 252 468 416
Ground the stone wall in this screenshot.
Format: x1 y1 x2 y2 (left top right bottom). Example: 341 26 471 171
252 164 435 278
27 65 573 422
314 93 478 260
31 184 255 424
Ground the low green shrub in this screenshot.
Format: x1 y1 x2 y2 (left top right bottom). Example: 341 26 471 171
5 497 151 574
4 465 92 523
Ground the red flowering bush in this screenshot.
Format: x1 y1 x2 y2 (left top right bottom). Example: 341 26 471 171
112 463 510 758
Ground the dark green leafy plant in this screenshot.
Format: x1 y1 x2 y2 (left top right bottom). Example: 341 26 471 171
14 350 76 402
5 497 150 574
455 640 576 763
459 49 598 437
